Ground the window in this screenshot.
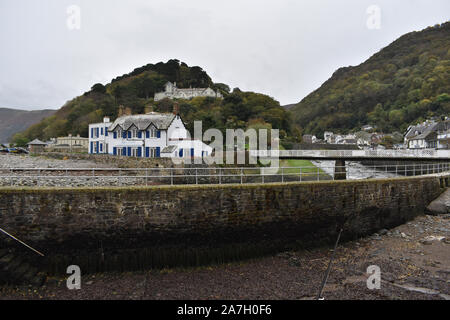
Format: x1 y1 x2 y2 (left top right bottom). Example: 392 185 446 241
146 147 159 158
132 129 138 138
147 127 158 138
117 129 122 138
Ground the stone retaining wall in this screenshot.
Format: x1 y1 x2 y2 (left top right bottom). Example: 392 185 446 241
0 175 447 273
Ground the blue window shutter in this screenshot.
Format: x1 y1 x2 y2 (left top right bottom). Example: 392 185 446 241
179 149 183 157
138 131 142 139
122 147 126 155
156 147 160 158
128 131 131 139
146 131 149 138
96 128 99 137
101 128 103 135
91 128 93 138
127 147 131 157
113 132 117 139
105 128 108 136
113 147 117 155
90 142 93 154
157 130 161 138
96 143 99 153
100 144 103 152
137 147 142 157
191 148 194 157
145 147 149 158
122 131 126 139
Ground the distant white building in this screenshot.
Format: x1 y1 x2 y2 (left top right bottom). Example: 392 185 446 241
324 131 334 144
404 121 439 149
154 82 223 101
88 112 212 159
335 134 356 145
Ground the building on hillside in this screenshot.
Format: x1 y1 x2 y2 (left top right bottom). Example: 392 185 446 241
361 124 376 132
436 119 450 149
302 134 317 144
88 112 212 159
46 134 89 152
154 82 223 101
27 139 47 153
404 121 440 149
335 134 356 145
324 131 334 143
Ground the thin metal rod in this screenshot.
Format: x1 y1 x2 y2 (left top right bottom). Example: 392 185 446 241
0 227 45 256
316 228 343 300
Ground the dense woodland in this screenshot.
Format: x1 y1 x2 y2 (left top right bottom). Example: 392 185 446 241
15 59 292 146
291 22 450 137
14 22 450 147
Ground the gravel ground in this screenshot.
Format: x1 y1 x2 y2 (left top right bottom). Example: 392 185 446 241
0 213 448 300
0 154 111 169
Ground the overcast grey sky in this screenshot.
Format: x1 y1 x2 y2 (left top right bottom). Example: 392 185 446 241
0 0 449 110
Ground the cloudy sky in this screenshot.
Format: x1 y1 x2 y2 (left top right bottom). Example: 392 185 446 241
0 0 449 110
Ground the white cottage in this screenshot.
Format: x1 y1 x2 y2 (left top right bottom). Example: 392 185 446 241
88 112 212 158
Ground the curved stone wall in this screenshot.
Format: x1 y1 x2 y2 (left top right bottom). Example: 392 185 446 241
0 174 447 273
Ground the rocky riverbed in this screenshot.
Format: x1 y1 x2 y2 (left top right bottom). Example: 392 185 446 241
0 211 448 300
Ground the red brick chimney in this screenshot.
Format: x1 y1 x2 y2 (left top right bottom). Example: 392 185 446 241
173 103 179 115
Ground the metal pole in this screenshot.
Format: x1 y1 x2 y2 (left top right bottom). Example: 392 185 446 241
316 228 343 300
240 168 243 184
0 227 45 257
196 168 198 185
281 167 284 183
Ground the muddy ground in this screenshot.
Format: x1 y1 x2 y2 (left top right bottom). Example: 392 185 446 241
0 211 448 300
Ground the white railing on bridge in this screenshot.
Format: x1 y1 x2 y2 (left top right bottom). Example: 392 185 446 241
251 149 450 159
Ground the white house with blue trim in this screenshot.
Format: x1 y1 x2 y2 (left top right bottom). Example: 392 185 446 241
88 112 212 159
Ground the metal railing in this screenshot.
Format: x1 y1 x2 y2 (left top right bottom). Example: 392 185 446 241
0 162 449 187
251 149 450 159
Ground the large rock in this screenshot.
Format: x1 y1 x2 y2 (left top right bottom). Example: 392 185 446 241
427 188 450 215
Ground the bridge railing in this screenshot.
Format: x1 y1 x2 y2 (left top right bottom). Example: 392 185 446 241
251 149 450 159
0 162 449 187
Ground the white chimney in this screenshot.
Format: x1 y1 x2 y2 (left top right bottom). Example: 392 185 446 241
104 117 110 123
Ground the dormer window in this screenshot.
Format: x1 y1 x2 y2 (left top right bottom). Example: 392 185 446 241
150 127 157 138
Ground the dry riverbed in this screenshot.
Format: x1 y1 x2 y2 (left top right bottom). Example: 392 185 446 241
0 212 448 300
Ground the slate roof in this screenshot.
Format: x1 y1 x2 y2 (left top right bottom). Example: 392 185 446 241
27 139 47 145
109 112 176 131
409 123 438 140
161 145 178 153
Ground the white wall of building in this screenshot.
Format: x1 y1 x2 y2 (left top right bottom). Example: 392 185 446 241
88 114 212 159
